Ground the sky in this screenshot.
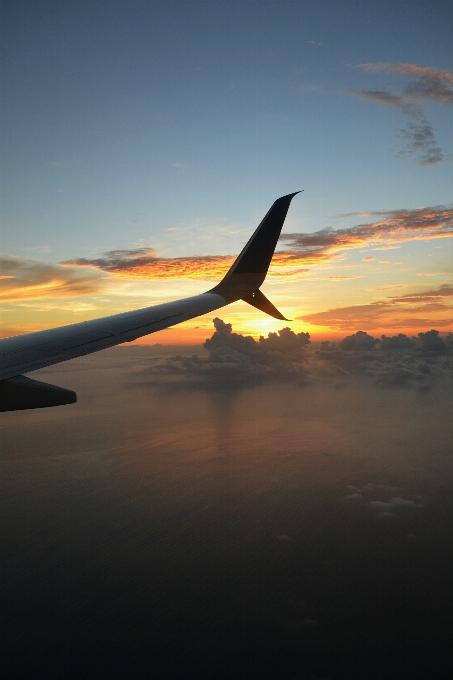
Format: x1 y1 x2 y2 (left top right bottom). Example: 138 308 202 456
1 0 452 343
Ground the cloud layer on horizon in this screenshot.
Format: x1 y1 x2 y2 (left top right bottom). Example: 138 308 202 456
139 318 453 393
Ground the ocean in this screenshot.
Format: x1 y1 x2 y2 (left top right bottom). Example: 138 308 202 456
1 346 452 679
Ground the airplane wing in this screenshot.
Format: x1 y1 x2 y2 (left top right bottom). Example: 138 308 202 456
0 192 299 411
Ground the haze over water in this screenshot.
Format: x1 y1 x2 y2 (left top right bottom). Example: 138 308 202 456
2 343 452 679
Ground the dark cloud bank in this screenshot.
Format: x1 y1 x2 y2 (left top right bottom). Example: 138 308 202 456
142 319 453 392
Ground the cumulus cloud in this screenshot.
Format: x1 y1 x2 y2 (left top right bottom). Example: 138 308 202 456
141 318 311 391
316 328 453 388
348 62 452 165
338 331 378 351
0 256 106 302
138 318 453 393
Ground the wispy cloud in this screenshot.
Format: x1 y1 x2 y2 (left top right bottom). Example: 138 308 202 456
357 63 453 104
280 204 453 264
63 247 235 280
61 246 311 281
395 121 445 165
58 204 453 281
348 62 452 165
0 256 106 302
388 284 453 302
299 284 453 331
4 204 452 306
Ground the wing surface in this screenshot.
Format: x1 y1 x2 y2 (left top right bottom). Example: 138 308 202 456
0 192 299 410
0 293 226 382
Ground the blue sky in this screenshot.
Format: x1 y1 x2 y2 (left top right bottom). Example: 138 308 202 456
1 0 452 340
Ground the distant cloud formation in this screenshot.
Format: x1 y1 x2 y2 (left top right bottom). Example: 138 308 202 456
394 121 445 165
280 204 453 263
390 284 453 302
349 62 453 164
358 63 453 104
142 318 311 389
299 284 453 331
141 318 453 393
0 256 106 302
61 245 313 280
60 204 453 280
62 247 235 280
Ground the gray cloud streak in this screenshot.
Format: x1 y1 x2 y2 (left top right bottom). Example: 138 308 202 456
348 62 452 165
0 256 106 302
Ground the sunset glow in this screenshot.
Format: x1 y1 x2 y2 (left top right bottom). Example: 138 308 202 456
1 6 452 346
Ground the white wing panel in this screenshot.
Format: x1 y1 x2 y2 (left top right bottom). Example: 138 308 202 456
0 292 226 381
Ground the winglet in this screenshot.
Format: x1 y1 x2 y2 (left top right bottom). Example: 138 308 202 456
209 192 300 301
241 290 290 321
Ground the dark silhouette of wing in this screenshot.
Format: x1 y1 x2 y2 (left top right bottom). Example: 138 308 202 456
0 192 299 410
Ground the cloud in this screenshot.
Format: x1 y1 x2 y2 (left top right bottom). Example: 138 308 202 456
280 204 453 265
5 203 452 308
141 318 311 391
348 89 421 116
338 331 378 351
326 276 362 280
56 203 453 282
369 501 394 511
299 284 453 331
348 62 453 165
0 256 106 302
391 497 416 509
395 120 446 165
302 303 453 331
388 284 453 302
137 318 453 394
62 243 314 280
62 246 235 281
317 330 453 389
357 63 453 104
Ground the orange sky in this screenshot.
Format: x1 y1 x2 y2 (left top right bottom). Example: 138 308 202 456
1 204 452 343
